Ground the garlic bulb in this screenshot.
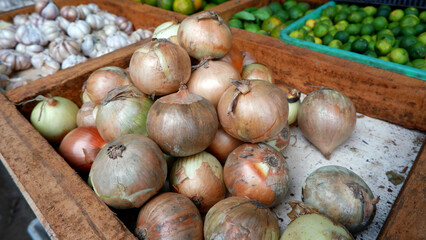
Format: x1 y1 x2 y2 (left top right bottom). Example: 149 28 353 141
60 6 80 22
0 27 17 49
67 20 91 39
0 49 31 71
13 15 29 26
41 20 64 41
31 52 60 76
76 5 92 20
0 20 13 29
95 47 114 58
81 34 107 58
0 60 12 76
115 16 134 35
15 24 48 46
103 24 118 36
16 43 45 56
98 11 117 25
35 0 59 20
87 3 100 13
61 54 87 69
86 14 104 31
28 13 46 28
56 16 70 31
106 32 131 50
129 29 152 43
93 30 108 42
48 38 81 63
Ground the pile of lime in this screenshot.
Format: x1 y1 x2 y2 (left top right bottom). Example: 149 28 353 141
135 0 227 15
228 0 313 38
289 4 426 70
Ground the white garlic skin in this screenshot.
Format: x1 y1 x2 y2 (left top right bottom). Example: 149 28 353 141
35 0 59 20
76 5 92 20
15 24 48 46
106 32 131 50
28 13 46 28
115 16 134 35
13 15 29 26
0 49 32 71
60 6 80 22
86 14 104 31
103 24 118 36
129 29 152 43
81 34 106 58
41 20 65 42
66 20 91 39
61 54 87 69
16 43 45 56
31 52 60 76
0 27 17 49
87 3 100 13
48 38 81 63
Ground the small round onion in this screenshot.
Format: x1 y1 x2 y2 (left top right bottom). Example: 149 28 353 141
217 79 288 143
146 85 218 157
224 143 290 207
219 44 243 73
59 126 106 172
187 60 241 107
207 126 243 164
89 134 167 209
178 11 232 60
286 89 300 125
298 88 356 159
204 196 280 240
76 101 97 127
170 151 225 213
85 66 132 105
135 192 203 240
302 165 378 233
129 39 191 96
241 63 274 83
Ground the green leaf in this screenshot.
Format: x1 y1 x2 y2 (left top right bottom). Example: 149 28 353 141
254 8 271 21
244 7 259 13
233 11 256 21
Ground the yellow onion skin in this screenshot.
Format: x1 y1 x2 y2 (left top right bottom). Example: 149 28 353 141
76 101 97 127
224 143 290 207
129 39 191 96
302 165 378 233
146 85 218 157
89 134 167 209
177 11 232 60
96 85 153 142
135 192 203 240
265 121 290 154
188 60 241 108
217 79 288 143
298 88 356 159
241 63 274 83
204 196 280 240
207 126 243 164
170 151 226 213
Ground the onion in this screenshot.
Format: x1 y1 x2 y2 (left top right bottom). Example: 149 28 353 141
204 196 280 240
96 85 153 142
207 126 243 164
217 79 288 143
224 143 290 207
152 21 180 45
76 101 97 127
286 89 300 125
170 151 225 213
89 134 167 209
178 11 232 60
187 60 241 107
219 44 243 73
59 126 106 172
302 165 379 233
85 66 132 105
298 88 356 159
146 85 218 157
264 121 290 153
135 192 203 240
241 63 274 83
241 50 257 67
30 96 79 144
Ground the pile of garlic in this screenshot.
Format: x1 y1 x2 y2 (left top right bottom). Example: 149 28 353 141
0 0 152 91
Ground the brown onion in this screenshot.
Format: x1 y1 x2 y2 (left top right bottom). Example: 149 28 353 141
76 101 97 127
170 151 225 213
264 121 290 153
224 143 290 207
85 66 132 105
241 50 257 67
204 196 280 240
129 39 191 96
187 60 241 107
241 63 274 83
89 134 167 209
219 44 243 73
178 11 232 60
146 85 218 157
217 79 288 143
59 126 106 172
135 192 203 240
207 126 243 164
298 88 356 159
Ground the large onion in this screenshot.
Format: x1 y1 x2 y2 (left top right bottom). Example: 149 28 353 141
217 79 288 143
129 39 191 96
224 143 290 207
170 151 225 213
219 44 243 73
187 60 241 107
241 63 274 83
89 134 167 209
96 85 153 142
302 165 378 233
298 88 356 159
207 126 243 164
146 85 218 157
178 11 232 60
135 192 203 240
204 196 280 240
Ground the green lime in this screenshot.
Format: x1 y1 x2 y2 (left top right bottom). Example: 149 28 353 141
379 56 390 61
270 24 287 38
341 42 352 51
348 35 357 43
173 0 194 15
348 11 363 23
289 30 304 39
351 38 369 53
313 23 329 38
319 18 333 27
269 1 283 13
390 26 402 36
420 11 426 23
322 6 337 18
258 30 269 35
368 40 375 50
364 50 378 58
328 39 343 48
411 59 426 69
401 27 416 36
228 18 243 29
373 16 388 31
372 35 377 42
377 29 394 39
378 4 391 12
388 21 399 29
259 6 273 15
305 19 316 28
361 35 372 42
283 0 297 10
358 9 367 18
375 39 393 55
274 10 289 22
334 12 348 23
158 0 173 10
389 48 409 64
335 20 349 31
414 24 425 35
262 16 282 32
349 4 359 12
405 7 419 16
203 3 216 10
297 2 310 13
329 28 338 37
389 9 405 22
400 14 420 28
407 42 426 59
377 8 390 18
334 31 350 43
361 23 375 35
346 24 361 35
307 31 315 37
301 25 312 33
362 16 374 24
400 35 418 49
289 6 304 20
363 6 377 17
418 32 426 45
378 34 396 46
322 34 334 45
304 34 315 42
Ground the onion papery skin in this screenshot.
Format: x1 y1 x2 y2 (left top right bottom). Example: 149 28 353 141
264 121 290 154
59 126 106 173
302 165 377 233
170 151 225 213
30 96 79 144
146 85 218 157
219 44 243 73
177 11 232 60
187 60 241 107
224 143 290 207
207 126 243 164
297 88 356 159
96 85 153 142
89 134 167 209
85 66 132 105
129 39 191 96
241 50 257 67
204 196 280 240
135 192 203 240
152 21 180 44
241 63 274 83
76 101 97 127
217 79 288 143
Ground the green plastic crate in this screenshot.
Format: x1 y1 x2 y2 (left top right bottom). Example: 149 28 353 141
279 1 426 80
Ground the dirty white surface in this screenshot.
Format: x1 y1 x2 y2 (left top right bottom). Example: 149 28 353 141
272 112 425 240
